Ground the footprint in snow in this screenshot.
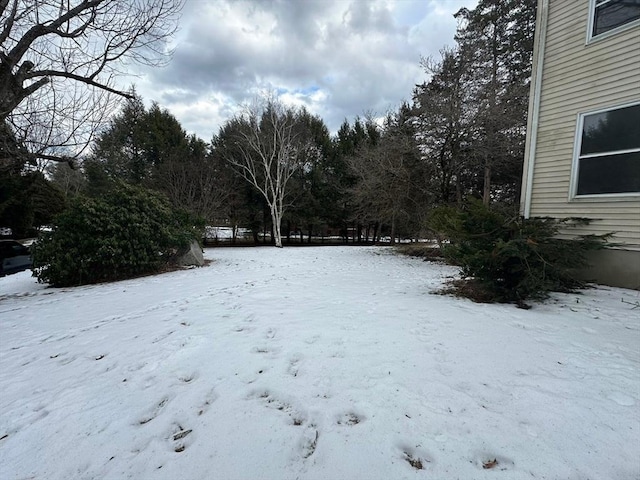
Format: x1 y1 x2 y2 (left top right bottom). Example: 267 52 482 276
299 425 319 459
435 363 454 376
238 366 269 384
287 354 303 377
304 335 320 345
140 375 159 390
250 389 307 426
471 452 514 471
58 354 77 366
395 443 433 471
336 412 365 426
137 396 171 425
151 330 175 344
518 420 538 438
178 372 197 384
127 362 147 373
169 422 193 453
251 345 282 357
196 388 218 416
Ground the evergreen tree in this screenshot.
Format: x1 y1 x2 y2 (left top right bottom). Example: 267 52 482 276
413 48 474 205
454 0 537 204
286 110 333 242
87 94 151 187
88 94 191 189
0 122 67 236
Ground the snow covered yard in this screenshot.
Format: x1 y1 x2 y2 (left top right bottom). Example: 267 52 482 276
0 246 638 480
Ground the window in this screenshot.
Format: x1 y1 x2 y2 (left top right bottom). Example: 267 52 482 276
572 103 640 197
590 0 640 38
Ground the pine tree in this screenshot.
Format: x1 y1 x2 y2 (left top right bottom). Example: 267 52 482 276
413 48 473 205
454 0 537 204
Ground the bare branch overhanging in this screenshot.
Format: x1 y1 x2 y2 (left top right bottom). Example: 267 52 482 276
0 0 183 164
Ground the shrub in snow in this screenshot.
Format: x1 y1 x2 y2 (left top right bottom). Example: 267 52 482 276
429 199 612 304
32 184 203 287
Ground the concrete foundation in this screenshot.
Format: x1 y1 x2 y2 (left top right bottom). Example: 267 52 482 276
578 249 640 290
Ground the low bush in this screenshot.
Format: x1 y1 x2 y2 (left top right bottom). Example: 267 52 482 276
429 199 612 305
396 243 445 261
32 184 203 287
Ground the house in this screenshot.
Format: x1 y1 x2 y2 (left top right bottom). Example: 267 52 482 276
521 0 640 289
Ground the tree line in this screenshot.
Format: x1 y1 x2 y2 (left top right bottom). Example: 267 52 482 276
1 0 536 246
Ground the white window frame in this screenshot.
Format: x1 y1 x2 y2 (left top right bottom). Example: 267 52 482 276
570 101 640 200
587 0 640 44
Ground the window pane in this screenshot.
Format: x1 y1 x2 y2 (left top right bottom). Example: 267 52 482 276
593 0 640 36
581 104 640 155
577 152 640 195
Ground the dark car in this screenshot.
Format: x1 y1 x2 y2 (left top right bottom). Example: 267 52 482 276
0 240 32 276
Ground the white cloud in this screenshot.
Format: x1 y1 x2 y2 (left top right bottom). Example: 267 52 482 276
126 0 474 138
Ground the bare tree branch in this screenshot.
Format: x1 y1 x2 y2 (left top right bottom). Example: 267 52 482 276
25 69 133 98
0 0 183 163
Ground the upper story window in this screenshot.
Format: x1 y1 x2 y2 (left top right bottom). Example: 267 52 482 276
572 102 640 197
590 0 640 38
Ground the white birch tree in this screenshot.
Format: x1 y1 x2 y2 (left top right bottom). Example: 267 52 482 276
216 98 315 248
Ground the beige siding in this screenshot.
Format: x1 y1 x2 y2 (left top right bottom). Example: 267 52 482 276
528 0 640 250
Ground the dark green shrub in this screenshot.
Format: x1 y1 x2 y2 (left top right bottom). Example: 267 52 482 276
32 184 203 287
396 243 445 261
429 199 612 304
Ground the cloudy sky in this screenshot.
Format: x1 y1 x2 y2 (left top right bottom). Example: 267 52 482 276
130 0 477 140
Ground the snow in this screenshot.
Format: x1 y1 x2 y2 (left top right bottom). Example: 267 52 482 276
1 246 639 480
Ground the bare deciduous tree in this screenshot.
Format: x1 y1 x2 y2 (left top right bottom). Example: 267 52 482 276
216 98 316 248
0 0 183 164
348 108 425 244
157 149 232 225
47 160 86 197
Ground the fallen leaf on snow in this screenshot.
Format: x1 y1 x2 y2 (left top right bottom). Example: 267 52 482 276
483 459 499 469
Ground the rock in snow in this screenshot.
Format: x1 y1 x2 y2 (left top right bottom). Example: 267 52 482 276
176 239 204 267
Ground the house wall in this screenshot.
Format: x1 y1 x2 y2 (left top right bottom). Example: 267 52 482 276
522 0 640 289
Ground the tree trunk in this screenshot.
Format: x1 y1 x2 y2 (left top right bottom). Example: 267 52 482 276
262 208 268 244
270 206 283 248
483 25 499 207
390 214 396 245
483 160 491 205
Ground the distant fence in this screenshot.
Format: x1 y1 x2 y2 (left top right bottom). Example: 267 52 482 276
203 227 433 247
